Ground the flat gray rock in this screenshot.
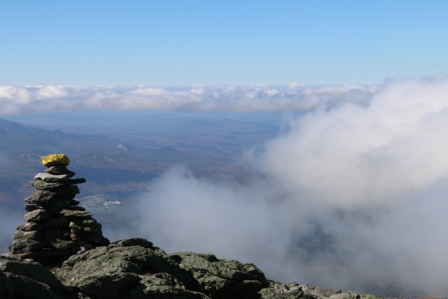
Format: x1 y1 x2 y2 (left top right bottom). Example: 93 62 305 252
8 239 45 254
13 230 42 241
45 165 70 174
60 209 92 218
30 178 86 190
24 209 50 222
16 222 42 232
34 171 75 182
25 190 58 204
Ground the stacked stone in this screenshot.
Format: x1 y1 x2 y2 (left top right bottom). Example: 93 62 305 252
7 154 109 260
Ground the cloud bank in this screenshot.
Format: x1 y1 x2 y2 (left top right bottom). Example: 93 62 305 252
134 76 448 297
0 84 375 115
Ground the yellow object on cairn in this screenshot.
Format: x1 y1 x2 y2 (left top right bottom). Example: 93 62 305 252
40 154 70 167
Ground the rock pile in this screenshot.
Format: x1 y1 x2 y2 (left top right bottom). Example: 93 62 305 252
6 154 109 261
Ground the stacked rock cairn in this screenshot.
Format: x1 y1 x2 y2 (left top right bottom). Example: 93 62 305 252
6 154 109 260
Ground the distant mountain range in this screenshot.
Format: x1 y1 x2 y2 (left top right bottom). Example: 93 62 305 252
0 115 278 212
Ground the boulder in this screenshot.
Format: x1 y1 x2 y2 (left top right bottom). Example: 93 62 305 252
0 257 71 299
169 251 269 299
56 238 200 299
125 273 211 299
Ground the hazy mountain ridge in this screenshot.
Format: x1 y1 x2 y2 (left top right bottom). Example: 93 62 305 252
0 115 276 213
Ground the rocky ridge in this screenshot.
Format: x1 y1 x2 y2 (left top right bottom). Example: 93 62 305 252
1 237 392 299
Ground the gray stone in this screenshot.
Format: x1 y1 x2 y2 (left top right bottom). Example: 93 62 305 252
128 272 210 299
61 209 92 218
65 205 86 211
30 178 86 190
24 203 42 212
17 222 42 232
50 240 77 251
312 287 339 297
45 165 70 174
56 241 198 299
259 281 305 299
13 230 42 241
34 171 75 182
24 209 50 222
112 238 153 249
8 239 45 253
170 251 268 299
25 190 57 204
0 257 71 299
2 250 72 261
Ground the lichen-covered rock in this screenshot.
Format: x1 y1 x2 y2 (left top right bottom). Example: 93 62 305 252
259 281 379 299
125 273 210 299
41 154 70 167
0 257 71 299
60 209 92 218
259 281 310 299
56 238 200 299
169 251 269 299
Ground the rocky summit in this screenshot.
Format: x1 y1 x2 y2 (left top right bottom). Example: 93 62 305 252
1 154 399 299
4 154 109 262
1 237 389 299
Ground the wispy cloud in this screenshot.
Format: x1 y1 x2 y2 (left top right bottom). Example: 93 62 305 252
134 76 448 296
0 83 375 115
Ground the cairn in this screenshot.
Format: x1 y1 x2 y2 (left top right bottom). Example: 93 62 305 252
6 154 109 261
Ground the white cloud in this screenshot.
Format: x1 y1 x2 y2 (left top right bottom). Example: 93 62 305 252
288 82 303 90
37 84 68 99
264 89 279 96
190 87 205 95
130 87 167 96
134 76 448 297
0 83 376 115
0 86 18 99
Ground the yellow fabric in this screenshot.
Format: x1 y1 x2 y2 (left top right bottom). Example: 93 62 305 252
40 154 70 166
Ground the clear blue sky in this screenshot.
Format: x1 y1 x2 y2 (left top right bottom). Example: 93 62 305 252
1 1 447 86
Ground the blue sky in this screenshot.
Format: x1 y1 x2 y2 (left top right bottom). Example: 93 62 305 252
1 1 448 86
